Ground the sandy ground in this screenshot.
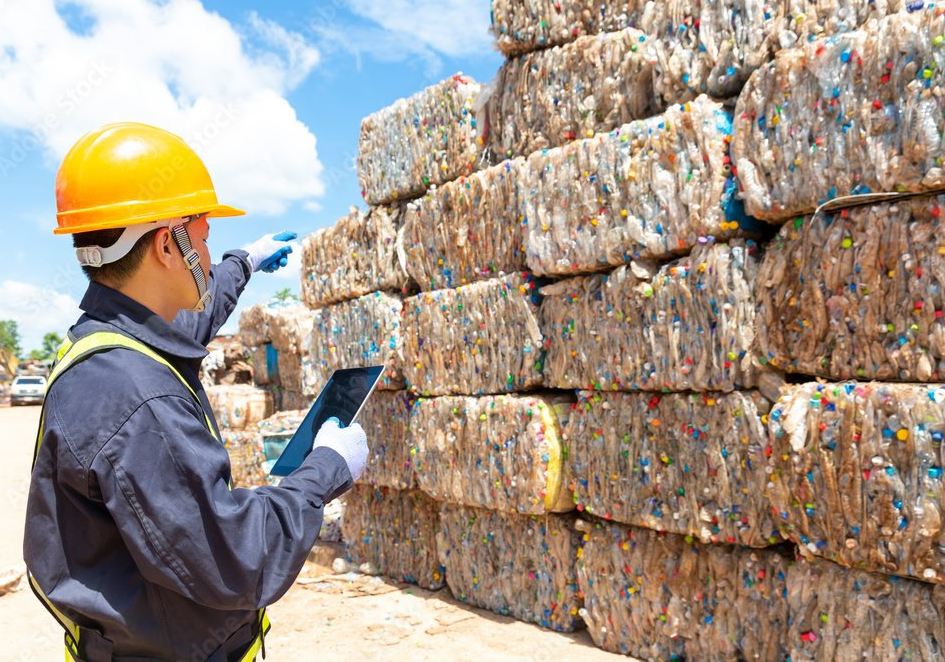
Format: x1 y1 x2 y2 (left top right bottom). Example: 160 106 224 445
1 405 628 661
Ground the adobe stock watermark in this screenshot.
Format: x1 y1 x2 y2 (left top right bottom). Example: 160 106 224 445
0 60 114 178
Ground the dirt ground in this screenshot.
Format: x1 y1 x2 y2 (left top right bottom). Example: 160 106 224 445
0 405 628 661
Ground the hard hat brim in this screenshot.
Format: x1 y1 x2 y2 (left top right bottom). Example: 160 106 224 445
54 203 246 235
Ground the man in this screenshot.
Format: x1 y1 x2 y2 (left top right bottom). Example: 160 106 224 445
24 122 367 661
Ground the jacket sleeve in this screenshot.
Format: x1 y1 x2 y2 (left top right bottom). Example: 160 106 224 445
90 394 352 611
173 250 252 346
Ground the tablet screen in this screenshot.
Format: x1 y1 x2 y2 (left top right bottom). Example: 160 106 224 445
268 365 385 476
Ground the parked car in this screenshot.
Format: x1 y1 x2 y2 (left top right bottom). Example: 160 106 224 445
10 375 46 406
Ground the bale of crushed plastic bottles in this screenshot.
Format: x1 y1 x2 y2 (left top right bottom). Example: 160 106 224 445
238 304 274 349
359 74 484 206
733 7 945 221
238 303 311 353
768 381 945 585
567 390 778 547
359 390 416 490
490 0 637 55
522 96 753 276
206 385 273 431
402 158 526 291
491 0 902 100
248 346 273 386
577 520 790 660
301 206 409 308
437 503 583 631
401 273 544 396
786 556 945 661
487 27 658 160
756 195 945 381
540 241 765 393
410 394 573 514
221 429 267 489
341 484 445 589
301 292 404 395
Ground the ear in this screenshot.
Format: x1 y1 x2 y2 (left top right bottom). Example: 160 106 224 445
151 227 177 270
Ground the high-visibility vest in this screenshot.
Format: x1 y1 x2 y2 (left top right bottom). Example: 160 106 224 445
28 331 270 662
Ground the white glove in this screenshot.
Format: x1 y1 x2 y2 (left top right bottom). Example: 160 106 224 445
242 231 297 273
312 417 368 481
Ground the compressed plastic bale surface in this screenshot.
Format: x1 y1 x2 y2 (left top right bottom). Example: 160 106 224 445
341 485 444 589
645 0 901 102
410 394 573 514
222 429 267 489
757 196 945 381
401 273 544 396
257 409 305 435
643 0 780 102
238 304 273 348
266 306 312 354
358 74 483 206
524 96 754 276
567 390 778 547
577 521 789 660
436 504 582 631
487 28 658 160
359 391 416 490
733 8 945 221
541 241 762 393
768 381 945 584
249 346 272 386
276 352 302 395
206 385 273 430
491 1 901 98
787 557 945 661
403 158 526 291
301 206 409 308
302 292 404 396
490 0 637 55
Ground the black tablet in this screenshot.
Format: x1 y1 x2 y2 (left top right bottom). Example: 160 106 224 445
268 365 385 476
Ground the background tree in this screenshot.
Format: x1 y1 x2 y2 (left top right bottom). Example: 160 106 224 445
0 320 22 377
40 332 64 361
273 288 299 303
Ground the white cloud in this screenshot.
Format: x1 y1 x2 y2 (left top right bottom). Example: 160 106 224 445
248 11 321 88
313 0 493 78
0 281 82 352
0 0 325 216
343 0 492 57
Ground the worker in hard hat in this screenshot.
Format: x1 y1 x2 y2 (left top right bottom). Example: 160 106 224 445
24 122 367 662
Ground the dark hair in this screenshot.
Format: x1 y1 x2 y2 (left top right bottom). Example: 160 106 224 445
72 228 160 286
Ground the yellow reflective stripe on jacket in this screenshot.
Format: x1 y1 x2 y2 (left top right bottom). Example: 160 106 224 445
50 332 217 437
31 331 268 661
239 611 271 662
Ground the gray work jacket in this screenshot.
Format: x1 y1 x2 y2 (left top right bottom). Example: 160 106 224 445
24 252 352 661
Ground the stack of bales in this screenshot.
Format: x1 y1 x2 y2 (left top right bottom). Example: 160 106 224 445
465 1 788 653
305 78 496 588
231 2 945 656
477 1 944 659
489 0 903 125
361 75 591 625
742 6 945 659
205 384 273 488
238 301 313 412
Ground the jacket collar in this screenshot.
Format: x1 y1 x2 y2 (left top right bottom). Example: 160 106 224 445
77 281 208 361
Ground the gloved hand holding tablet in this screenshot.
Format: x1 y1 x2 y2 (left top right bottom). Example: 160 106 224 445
269 366 384 477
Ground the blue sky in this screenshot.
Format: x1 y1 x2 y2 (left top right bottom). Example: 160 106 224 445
0 0 502 351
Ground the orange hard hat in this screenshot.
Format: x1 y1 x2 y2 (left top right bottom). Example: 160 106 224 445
54 122 245 235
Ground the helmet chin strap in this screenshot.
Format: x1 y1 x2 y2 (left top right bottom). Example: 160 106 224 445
168 221 212 313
